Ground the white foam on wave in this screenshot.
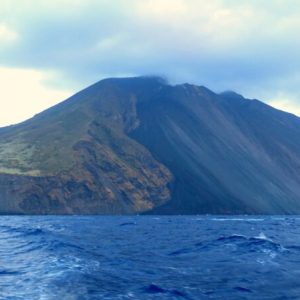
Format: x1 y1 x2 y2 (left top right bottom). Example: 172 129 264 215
255 232 271 241
211 218 244 221
210 218 264 222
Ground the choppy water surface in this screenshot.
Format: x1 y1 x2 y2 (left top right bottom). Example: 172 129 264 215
0 216 300 299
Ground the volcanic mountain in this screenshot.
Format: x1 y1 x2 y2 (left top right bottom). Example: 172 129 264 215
1 76 300 214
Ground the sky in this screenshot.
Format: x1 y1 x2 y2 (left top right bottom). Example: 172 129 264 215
1 0 300 126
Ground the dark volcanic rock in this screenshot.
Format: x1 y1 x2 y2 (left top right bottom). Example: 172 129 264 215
1 76 300 214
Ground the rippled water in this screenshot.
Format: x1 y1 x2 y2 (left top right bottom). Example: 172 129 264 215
0 216 300 299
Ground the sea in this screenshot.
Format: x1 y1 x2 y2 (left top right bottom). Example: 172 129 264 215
0 216 299 300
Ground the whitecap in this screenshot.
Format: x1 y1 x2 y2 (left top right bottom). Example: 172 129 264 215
255 232 271 241
210 218 244 221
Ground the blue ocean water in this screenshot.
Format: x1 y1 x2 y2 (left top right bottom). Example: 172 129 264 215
0 216 299 300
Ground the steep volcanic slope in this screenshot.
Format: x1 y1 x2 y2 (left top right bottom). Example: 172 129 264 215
130 84 300 214
1 76 300 214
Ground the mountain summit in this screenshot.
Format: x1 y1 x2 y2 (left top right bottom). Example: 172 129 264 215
1 76 300 214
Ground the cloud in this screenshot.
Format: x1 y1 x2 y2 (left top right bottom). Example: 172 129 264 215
269 98 300 117
0 67 71 126
0 23 17 42
0 0 300 123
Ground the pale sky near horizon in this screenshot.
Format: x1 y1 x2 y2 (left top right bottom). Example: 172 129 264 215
1 0 300 126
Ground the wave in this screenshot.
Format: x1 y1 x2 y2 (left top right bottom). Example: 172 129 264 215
210 218 264 222
217 232 285 252
169 232 285 258
142 284 189 299
0 225 46 237
119 222 137 227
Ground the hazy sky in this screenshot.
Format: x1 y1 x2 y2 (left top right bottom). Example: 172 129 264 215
1 0 300 126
